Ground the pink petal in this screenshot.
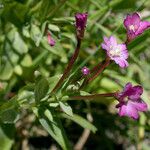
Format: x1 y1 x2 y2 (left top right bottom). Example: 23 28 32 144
117 82 132 100
124 15 131 28
124 83 132 91
120 59 128 68
129 100 148 112
126 102 139 119
101 43 108 51
127 32 136 42
121 82 133 97
118 102 139 119
114 58 128 68
109 36 117 46
124 13 140 29
132 13 141 26
121 49 129 59
118 44 127 51
103 36 109 43
129 85 143 100
118 44 128 59
136 21 150 35
119 105 127 116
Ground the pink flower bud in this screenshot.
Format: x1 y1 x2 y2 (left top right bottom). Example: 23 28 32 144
75 12 88 39
81 66 90 75
47 32 55 46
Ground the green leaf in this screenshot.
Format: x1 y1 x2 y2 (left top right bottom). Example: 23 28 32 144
41 37 67 63
41 21 48 37
13 32 28 54
62 113 97 133
48 24 60 32
34 78 49 102
21 54 32 67
0 109 19 124
0 61 13 80
59 102 73 116
14 65 23 76
33 107 71 150
30 24 42 47
48 75 62 92
0 124 15 150
44 109 53 122
0 97 18 114
49 102 59 108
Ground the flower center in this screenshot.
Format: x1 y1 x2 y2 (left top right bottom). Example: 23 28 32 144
124 96 129 103
129 25 136 32
109 47 121 57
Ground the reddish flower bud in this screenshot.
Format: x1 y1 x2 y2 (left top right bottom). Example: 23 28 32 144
81 66 90 75
75 12 88 39
47 32 55 46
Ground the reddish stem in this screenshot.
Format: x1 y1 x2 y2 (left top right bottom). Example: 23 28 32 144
90 62 103 73
51 38 81 93
88 57 110 83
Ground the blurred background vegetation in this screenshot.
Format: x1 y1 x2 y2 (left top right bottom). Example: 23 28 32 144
0 0 150 149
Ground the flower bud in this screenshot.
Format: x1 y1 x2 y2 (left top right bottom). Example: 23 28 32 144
47 32 55 46
81 66 90 75
75 12 88 39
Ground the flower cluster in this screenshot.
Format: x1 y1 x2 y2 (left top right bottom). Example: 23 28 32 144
50 12 148 120
79 12 148 119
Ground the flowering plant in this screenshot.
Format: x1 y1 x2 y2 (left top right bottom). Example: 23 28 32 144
0 1 150 149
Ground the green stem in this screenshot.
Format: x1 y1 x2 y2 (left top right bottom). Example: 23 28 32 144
51 38 81 93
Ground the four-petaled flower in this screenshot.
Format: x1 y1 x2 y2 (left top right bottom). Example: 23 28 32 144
101 36 128 68
115 82 148 119
124 12 150 42
75 12 88 39
47 32 55 47
81 66 90 75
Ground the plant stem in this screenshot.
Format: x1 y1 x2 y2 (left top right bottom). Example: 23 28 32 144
51 38 81 93
70 92 116 100
88 56 110 83
90 61 103 73
79 57 110 89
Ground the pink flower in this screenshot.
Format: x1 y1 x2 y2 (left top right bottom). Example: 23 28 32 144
101 36 128 68
124 12 150 42
116 83 148 119
47 32 55 46
81 66 90 75
75 12 88 39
